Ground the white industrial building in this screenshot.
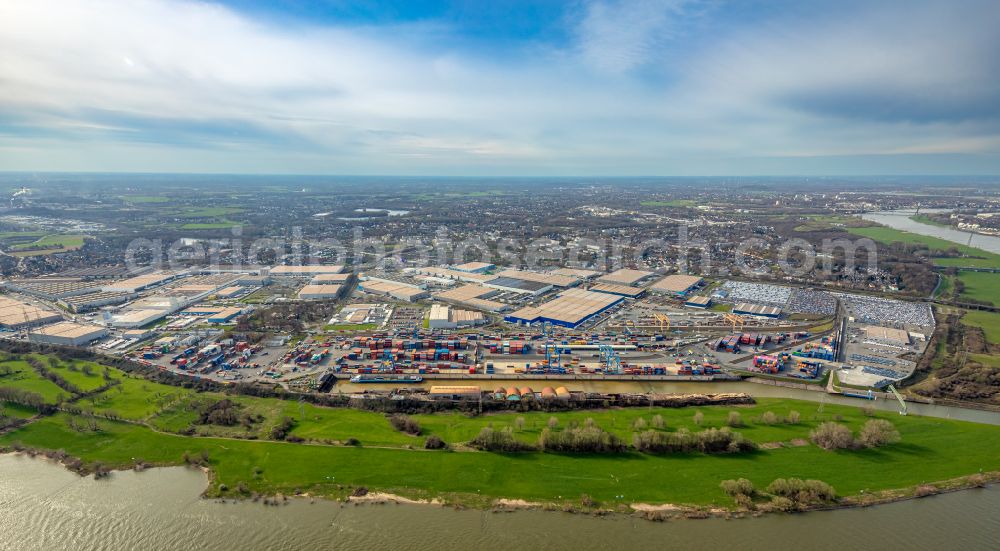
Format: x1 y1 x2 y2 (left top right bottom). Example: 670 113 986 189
428 304 486 329
28 321 108 347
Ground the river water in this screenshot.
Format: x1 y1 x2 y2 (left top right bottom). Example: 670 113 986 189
1 454 998 551
860 209 1000 254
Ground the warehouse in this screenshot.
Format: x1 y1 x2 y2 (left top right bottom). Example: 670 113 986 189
2 279 104 300
428 304 485 329
207 307 244 323
684 295 712 309
650 274 704 297
59 291 134 313
505 288 623 328
28 321 108 346
588 282 646 298
494 269 579 288
297 284 344 300
110 309 167 328
483 276 552 295
863 325 911 346
409 266 497 284
732 302 782 318
101 271 179 293
428 386 482 401
597 268 655 286
309 273 352 284
451 261 495 274
549 268 601 279
433 284 507 312
358 280 430 302
268 265 344 278
0 296 63 329
214 286 246 298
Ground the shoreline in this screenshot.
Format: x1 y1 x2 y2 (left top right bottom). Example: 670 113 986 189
6 449 998 522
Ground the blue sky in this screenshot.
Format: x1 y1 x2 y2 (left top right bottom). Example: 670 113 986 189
1 0 998 176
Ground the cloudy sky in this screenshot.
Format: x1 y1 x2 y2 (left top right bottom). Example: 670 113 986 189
1 0 999 175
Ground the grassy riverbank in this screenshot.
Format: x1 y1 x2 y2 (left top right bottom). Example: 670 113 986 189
3 354 1000 509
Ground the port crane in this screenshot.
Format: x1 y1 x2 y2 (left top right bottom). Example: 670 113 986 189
599 344 621 374
723 312 746 333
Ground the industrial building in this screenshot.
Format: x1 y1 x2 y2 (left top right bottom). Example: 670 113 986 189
207 307 244 323
549 268 601 279
28 321 108 346
428 386 482 400
268 265 344 277
597 268 656 286
358 280 430 302
494 269 579 288
297 284 344 300
0 296 62 329
309 273 352 284
2 279 104 300
483 276 552 296
505 288 623 328
862 325 911 346
59 291 134 313
214 286 245 298
101 271 179 293
428 304 486 329
110 309 168 328
732 302 782 318
409 266 497 284
451 261 495 274
433 284 508 312
588 282 646 298
650 274 704 297
684 295 712 308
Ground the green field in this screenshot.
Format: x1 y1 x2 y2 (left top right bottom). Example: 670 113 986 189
122 195 170 203
181 222 239 230
177 207 244 218
324 323 378 332
961 310 1000 343
4 234 89 256
846 226 1000 268
3 400 999 508
0 360 70 403
4 353 1000 509
954 270 1000 305
640 199 696 208
910 214 950 227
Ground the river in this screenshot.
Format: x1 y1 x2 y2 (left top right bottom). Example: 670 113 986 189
1 454 998 551
860 209 1000 254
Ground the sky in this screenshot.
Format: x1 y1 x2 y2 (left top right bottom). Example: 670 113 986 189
1 0 999 176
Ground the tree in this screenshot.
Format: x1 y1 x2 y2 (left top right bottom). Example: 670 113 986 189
726 411 743 427
547 417 559 429
810 422 854 450
651 414 665 429
514 417 526 431
693 411 704 426
787 411 800 424
761 411 778 425
633 417 647 430
857 419 900 448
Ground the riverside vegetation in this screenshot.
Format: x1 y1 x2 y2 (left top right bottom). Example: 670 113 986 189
2 351 1000 513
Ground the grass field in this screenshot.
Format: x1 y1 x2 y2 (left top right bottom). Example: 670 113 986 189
323 323 378 332
846 226 1000 268
961 310 1000 344
910 214 950 227
955 270 1000 305
122 196 170 203
4 234 89 256
3 400 1000 508
0 360 70 403
4 353 1000 509
181 222 239 229
640 199 696 207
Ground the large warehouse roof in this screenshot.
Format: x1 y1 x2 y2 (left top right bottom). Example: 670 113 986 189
0 296 62 328
506 288 622 327
650 274 703 294
588 283 645 298
733 302 782 317
495 269 579 288
597 268 655 286
29 321 105 340
269 265 344 276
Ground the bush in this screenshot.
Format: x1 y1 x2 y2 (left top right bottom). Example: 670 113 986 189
761 411 778 425
651 414 665 429
539 425 626 453
766 478 837 504
726 411 743 427
857 419 900 448
810 422 854 450
720 478 755 498
389 414 421 435
632 427 756 455
470 427 535 452
633 417 647 430
786 411 800 425
270 416 295 440
693 411 704 426
547 417 559 429
344 437 361 446
424 435 447 449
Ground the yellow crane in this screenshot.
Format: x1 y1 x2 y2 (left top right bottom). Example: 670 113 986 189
653 312 671 332
723 312 746 333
